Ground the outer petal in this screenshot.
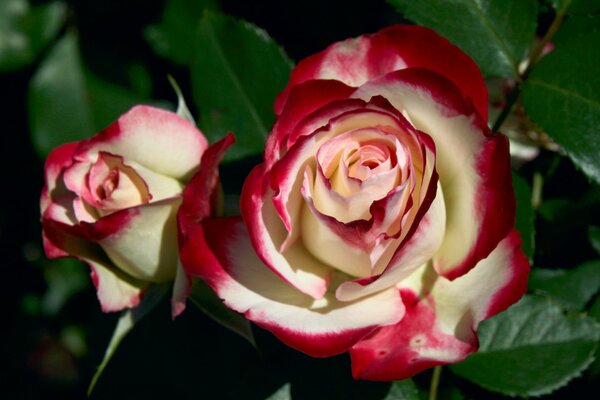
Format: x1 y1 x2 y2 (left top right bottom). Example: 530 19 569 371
40 143 77 258
171 261 192 318
276 25 487 120
40 142 78 219
354 69 514 280
174 133 235 317
41 218 146 312
47 197 183 283
180 217 406 357
90 198 182 283
88 258 146 312
242 165 333 299
350 230 529 381
266 80 356 164
74 105 208 180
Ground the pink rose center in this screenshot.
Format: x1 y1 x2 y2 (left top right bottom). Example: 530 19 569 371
316 128 407 201
84 152 151 215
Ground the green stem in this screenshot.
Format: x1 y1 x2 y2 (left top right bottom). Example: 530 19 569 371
429 366 442 400
491 0 571 131
492 85 521 132
522 0 571 80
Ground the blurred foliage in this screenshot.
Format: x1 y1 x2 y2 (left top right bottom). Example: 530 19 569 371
3 0 600 399
0 0 66 72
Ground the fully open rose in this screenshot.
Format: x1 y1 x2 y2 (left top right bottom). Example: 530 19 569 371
179 25 529 380
41 105 231 315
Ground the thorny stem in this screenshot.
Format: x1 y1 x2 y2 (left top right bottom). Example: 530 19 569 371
491 0 571 132
429 366 442 400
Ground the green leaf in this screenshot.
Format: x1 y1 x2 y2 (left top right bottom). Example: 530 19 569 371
450 295 600 397
88 283 169 396
590 295 600 321
41 258 89 316
28 32 153 158
569 0 600 14
553 14 600 46
191 11 293 161
513 173 535 261
589 226 600 254
522 31 600 183
145 0 218 64
388 0 538 77
190 280 255 346
529 261 600 310
383 380 420 400
550 0 600 15
588 295 600 376
168 75 195 124
0 0 66 72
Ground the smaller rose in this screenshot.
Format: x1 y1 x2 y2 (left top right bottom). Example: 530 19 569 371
40 105 230 314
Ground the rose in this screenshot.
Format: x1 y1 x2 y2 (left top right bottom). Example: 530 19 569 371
179 25 529 380
41 105 231 315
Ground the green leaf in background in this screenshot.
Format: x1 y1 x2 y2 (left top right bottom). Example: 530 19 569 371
513 173 535 261
0 0 65 72
28 32 154 158
190 280 255 346
553 14 600 46
549 0 600 15
88 283 169 396
383 379 420 400
589 226 600 254
388 0 538 78
529 261 600 311
41 258 89 316
588 295 600 376
450 295 600 397
522 31 600 183
145 0 218 65
191 11 293 161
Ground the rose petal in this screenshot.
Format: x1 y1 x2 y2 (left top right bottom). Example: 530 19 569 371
41 142 78 214
41 216 146 312
180 217 406 357
174 133 235 317
242 165 332 299
350 230 529 381
74 105 208 180
171 261 192 318
276 25 487 120
270 104 416 254
88 258 146 312
50 198 182 283
91 198 182 282
267 80 357 164
335 184 445 301
354 68 514 280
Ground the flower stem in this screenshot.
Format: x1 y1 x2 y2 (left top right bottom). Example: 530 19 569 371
491 0 571 132
522 0 571 80
429 366 443 400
